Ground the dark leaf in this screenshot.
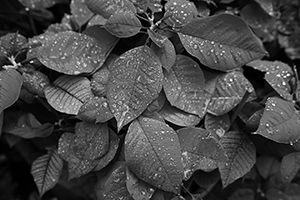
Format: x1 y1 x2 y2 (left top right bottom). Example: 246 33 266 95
228 188 255 200
178 14 267 71
281 152 300 184
256 155 280 179
204 113 230 137
18 0 67 9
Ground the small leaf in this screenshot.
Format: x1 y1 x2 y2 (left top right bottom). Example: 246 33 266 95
178 14 267 71
218 131 256 187
125 116 183 193
126 167 156 200
45 75 94 115
130 0 162 13
71 0 94 27
18 0 67 9
256 155 280 179
77 96 114 123
281 152 300 184
255 97 300 144
163 55 205 117
37 31 113 75
107 46 163 131
177 127 227 180
207 71 254 116
0 69 23 113
86 0 136 19
204 113 230 137
31 148 63 196
104 10 142 38
22 71 50 97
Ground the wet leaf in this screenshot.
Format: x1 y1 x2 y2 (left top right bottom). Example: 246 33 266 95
104 10 141 38
71 0 94 27
22 71 50 97
3 113 53 139
178 14 267 72
218 131 256 187
204 113 230 137
162 0 197 30
159 100 201 127
107 46 163 131
58 122 110 179
254 0 276 17
177 127 227 180
0 69 23 113
280 152 300 184
31 148 63 196
247 60 293 101
87 15 107 27
207 71 254 116
126 167 156 200
18 0 67 10
125 116 183 193
37 31 114 75
86 0 136 19
255 97 300 144
45 75 94 115
130 0 162 13
163 55 205 117
77 96 114 123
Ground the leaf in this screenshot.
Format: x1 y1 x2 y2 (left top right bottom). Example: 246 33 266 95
159 100 201 127
218 131 256 187
163 55 205 117
228 188 255 200
204 113 230 137
87 15 107 27
104 10 142 38
31 148 63 197
58 122 110 179
0 69 23 113
207 71 254 116
45 75 94 115
71 0 94 27
107 46 163 131
256 155 280 179
86 0 136 19
77 96 114 123
247 60 293 101
281 152 300 184
130 0 162 13
125 116 183 193
3 113 54 139
162 0 197 29
37 31 113 75
18 0 67 9
255 97 300 144
22 71 50 97
126 167 156 200
177 127 227 180
178 14 267 72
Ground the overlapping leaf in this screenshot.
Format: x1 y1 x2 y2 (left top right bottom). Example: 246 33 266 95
31 148 63 196
255 97 300 144
45 75 94 115
178 14 267 72
204 113 230 137
125 116 183 193
126 167 156 200
0 69 23 113
37 31 114 75
71 0 94 27
281 152 300 184
218 131 256 187
107 46 163 131
104 10 142 38
207 71 255 116
58 122 110 179
247 60 293 101
18 0 67 9
163 55 205 117
177 127 227 180
130 0 162 13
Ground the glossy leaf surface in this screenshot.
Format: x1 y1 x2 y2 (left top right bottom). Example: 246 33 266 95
71 0 93 27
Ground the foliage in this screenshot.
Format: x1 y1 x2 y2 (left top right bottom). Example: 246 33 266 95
1 0 300 199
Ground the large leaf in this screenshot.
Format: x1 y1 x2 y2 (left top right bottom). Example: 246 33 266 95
163 54 205 117
280 152 300 184
58 122 110 179
45 75 94 115
126 167 156 200
255 97 300 144
177 127 227 180
86 0 136 19
18 0 67 9
37 31 114 75
218 131 256 187
0 69 23 113
207 71 255 116
178 14 267 72
247 60 293 101
125 116 183 193
104 10 142 38
71 0 94 27
107 46 163 131
31 147 63 196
